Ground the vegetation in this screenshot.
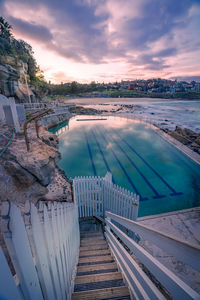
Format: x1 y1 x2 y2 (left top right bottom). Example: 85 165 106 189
48 81 105 97
0 16 48 89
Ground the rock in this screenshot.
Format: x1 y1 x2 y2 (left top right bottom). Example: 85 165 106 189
0 55 44 103
195 137 200 146
169 127 200 155
169 131 191 145
0 163 47 204
3 160 36 187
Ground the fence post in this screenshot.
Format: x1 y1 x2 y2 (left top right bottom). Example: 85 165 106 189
8 97 20 133
132 195 139 220
0 101 5 123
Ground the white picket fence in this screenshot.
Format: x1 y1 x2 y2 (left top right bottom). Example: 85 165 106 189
0 200 80 300
73 172 139 220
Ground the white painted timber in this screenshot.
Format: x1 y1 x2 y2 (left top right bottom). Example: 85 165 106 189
105 228 165 300
0 247 23 300
1 201 80 300
7 203 43 300
31 203 55 300
106 211 200 273
106 214 200 300
73 172 139 220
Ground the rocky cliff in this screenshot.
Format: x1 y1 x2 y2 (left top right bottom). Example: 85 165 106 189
0 55 45 103
0 126 72 205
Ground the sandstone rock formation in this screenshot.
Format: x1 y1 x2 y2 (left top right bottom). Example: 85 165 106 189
0 126 72 204
0 55 44 103
168 126 200 154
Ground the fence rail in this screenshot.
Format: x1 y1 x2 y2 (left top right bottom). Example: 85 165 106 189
73 172 139 220
1 200 80 300
105 211 200 300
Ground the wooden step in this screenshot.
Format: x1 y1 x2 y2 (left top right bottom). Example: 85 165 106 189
72 286 130 300
80 237 105 243
75 272 122 284
80 240 107 246
80 245 108 251
79 249 110 257
80 232 103 236
80 231 102 235
81 235 103 240
79 255 113 264
77 262 118 275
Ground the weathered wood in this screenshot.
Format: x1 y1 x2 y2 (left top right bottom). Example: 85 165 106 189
77 262 118 274
80 231 101 235
75 272 122 284
79 255 113 264
79 249 110 257
80 245 108 251
80 237 105 243
72 286 130 300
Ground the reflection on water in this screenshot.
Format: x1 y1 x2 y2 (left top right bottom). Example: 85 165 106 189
52 115 200 217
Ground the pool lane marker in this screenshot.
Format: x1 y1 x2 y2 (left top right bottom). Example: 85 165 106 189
101 128 165 199
90 130 116 184
116 131 182 197
84 132 97 176
94 129 147 201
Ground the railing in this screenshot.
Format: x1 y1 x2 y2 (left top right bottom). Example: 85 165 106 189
1 200 80 300
105 211 200 300
23 103 54 110
73 172 139 220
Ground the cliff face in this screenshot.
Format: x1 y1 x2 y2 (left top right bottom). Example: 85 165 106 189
0 127 72 205
0 55 44 103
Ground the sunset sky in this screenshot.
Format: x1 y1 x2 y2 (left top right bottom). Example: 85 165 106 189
1 0 200 83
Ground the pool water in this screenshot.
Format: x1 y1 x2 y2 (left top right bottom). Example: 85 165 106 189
50 115 200 217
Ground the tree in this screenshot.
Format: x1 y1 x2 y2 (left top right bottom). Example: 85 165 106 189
70 81 78 93
0 16 13 40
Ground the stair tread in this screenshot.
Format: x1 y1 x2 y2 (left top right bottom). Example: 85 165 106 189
81 238 105 243
79 255 113 264
80 241 107 246
77 262 118 274
74 279 124 292
80 245 108 251
75 272 122 284
79 250 111 257
80 231 102 234
81 232 103 236
72 286 130 300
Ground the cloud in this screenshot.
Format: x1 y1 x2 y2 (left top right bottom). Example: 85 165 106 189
1 0 200 81
171 75 200 82
8 16 53 42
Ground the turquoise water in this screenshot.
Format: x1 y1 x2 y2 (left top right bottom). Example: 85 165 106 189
50 115 200 217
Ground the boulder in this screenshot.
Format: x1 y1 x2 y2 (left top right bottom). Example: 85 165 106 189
4 160 36 187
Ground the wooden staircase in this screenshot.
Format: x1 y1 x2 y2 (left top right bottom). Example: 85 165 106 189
72 230 130 300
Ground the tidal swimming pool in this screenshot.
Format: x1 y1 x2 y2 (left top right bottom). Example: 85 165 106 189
50 115 200 217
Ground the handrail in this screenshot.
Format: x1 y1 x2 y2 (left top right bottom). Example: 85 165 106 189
106 211 200 273
105 212 200 300
24 109 53 151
